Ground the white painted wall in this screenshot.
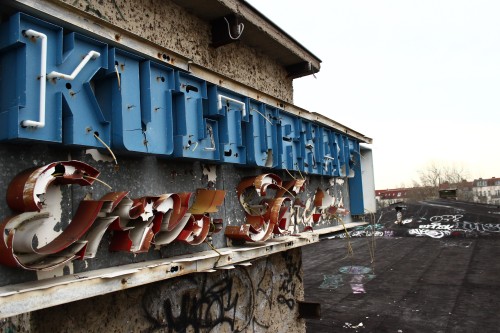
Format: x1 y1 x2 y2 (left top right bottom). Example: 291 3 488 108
360 145 376 213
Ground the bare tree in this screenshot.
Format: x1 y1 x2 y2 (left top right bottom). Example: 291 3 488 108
444 164 469 184
417 162 442 187
412 162 470 201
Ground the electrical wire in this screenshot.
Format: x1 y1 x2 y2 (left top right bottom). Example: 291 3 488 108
339 217 354 259
205 239 223 268
94 132 119 169
250 108 273 125
223 16 245 40
83 175 113 190
366 210 377 272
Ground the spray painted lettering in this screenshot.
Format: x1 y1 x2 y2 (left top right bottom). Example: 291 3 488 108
329 224 385 239
453 222 500 233
319 265 376 293
408 221 500 238
419 222 454 230
408 229 450 238
142 251 303 332
429 215 463 223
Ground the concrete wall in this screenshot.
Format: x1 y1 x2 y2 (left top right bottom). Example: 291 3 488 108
31 248 305 333
59 0 294 103
360 146 376 214
0 313 31 333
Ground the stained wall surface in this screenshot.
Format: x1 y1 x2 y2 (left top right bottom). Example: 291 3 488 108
59 0 294 102
32 248 305 333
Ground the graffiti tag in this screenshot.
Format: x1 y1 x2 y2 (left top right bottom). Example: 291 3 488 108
430 215 463 223
419 222 453 230
408 229 450 238
454 222 500 233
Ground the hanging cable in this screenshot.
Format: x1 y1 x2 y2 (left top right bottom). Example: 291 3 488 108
250 108 273 125
223 16 244 40
93 132 119 170
366 210 377 271
205 239 223 268
339 217 354 259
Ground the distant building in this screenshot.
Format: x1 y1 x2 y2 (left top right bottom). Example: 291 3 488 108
376 181 474 207
439 188 457 200
375 178 499 209
375 188 408 206
439 180 474 202
375 187 432 206
472 177 500 205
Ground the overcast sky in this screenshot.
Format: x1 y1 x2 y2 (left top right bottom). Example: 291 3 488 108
246 0 500 189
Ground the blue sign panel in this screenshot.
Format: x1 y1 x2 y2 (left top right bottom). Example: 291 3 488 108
207 86 248 164
300 119 321 175
246 100 279 168
0 12 366 216
94 49 175 155
277 111 301 171
139 60 175 155
333 133 347 177
173 72 219 161
0 13 109 147
319 127 335 176
347 139 365 214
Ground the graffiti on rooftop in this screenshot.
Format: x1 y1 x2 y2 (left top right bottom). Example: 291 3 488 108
330 209 500 239
319 265 376 294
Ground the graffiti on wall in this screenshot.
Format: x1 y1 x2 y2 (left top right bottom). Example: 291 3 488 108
277 251 302 310
142 251 302 333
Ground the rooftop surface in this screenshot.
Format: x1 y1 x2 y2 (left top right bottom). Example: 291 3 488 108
303 199 500 332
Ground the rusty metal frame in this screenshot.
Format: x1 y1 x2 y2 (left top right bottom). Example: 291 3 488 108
107 190 226 251
6 161 99 212
1 161 103 270
0 162 227 269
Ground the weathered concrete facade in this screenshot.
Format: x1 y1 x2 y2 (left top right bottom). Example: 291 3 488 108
60 0 294 103
31 248 304 333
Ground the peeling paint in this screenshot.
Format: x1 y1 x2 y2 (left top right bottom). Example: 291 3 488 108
0 161 226 270
85 149 115 163
225 173 351 243
37 263 73 280
202 164 217 183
